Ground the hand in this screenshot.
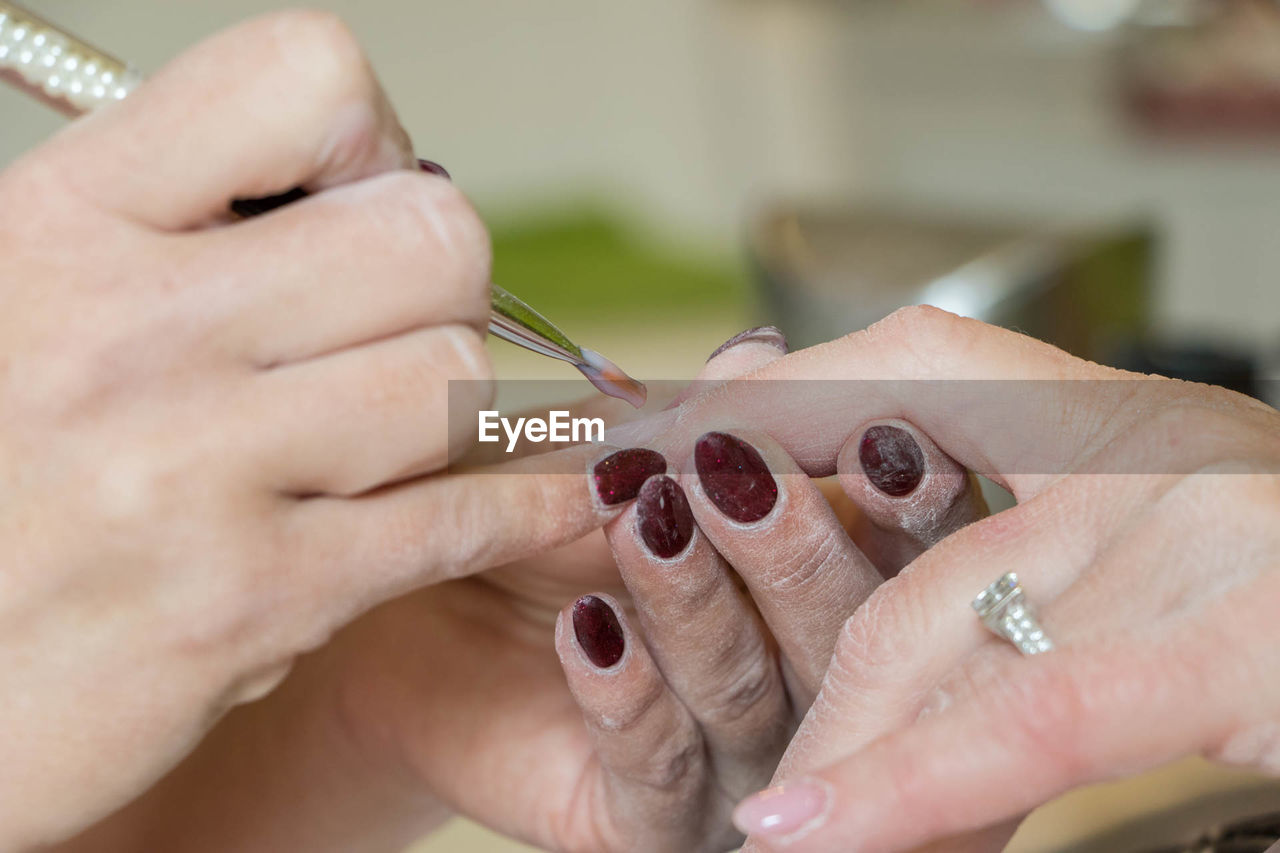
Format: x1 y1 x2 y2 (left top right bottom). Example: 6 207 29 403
0 13 608 846
58 327 987 853
662 307 1279 852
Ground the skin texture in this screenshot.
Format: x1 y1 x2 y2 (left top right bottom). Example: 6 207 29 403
0 13 623 847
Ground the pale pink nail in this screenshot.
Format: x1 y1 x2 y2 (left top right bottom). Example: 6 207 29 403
733 779 832 843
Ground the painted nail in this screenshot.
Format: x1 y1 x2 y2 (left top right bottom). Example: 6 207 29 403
417 158 452 180
694 432 778 523
572 595 625 669
636 475 696 559
707 325 789 362
593 448 667 506
859 425 925 497
733 779 832 843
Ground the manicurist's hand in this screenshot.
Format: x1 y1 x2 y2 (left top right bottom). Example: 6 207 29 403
0 13 611 846
666 307 1280 852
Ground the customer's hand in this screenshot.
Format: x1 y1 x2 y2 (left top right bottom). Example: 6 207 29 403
663 307 1280 852
58 328 988 853
0 13 609 846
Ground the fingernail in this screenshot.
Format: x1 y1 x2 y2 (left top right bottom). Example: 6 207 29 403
572 595 625 669
694 432 778 523
859 425 925 497
417 158 452 180
707 325 789 362
636 475 696 559
593 448 667 506
733 779 832 843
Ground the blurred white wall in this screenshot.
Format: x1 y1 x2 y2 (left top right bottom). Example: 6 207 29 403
2 1 1276 345
730 1 1280 345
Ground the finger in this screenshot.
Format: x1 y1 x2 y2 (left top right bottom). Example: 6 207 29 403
554 594 709 849
682 429 881 700
671 306 1182 501
931 470 1280 716
665 325 789 409
770 472 1161 783
253 324 491 496
206 170 489 365
606 475 791 792
732 611 1261 853
288 444 662 619
44 11 413 229
836 419 988 576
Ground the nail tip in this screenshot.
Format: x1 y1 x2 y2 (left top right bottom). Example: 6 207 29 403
416 158 452 180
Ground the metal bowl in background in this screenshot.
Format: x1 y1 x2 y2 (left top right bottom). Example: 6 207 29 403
749 204 1156 365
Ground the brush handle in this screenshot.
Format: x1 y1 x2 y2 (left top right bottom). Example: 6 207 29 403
0 2 139 117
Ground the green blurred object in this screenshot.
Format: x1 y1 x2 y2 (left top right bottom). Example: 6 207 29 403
487 207 749 325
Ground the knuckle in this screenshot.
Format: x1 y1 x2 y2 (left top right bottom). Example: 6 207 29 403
857 305 976 373
381 174 492 323
831 581 915 686
622 736 702 793
697 650 781 729
266 10 368 92
998 665 1090 778
592 677 667 735
763 527 845 593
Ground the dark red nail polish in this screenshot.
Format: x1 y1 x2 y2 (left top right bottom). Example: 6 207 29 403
593 448 667 506
859 425 925 497
572 595 625 669
707 325 789 362
694 432 778 523
417 158 451 180
636 475 695 559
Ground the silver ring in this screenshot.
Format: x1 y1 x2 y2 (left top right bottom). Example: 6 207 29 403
972 573 1054 656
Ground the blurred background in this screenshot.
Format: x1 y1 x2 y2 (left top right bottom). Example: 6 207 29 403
4 0 1280 850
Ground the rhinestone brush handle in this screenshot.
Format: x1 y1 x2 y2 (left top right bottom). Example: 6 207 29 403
0 2 139 117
